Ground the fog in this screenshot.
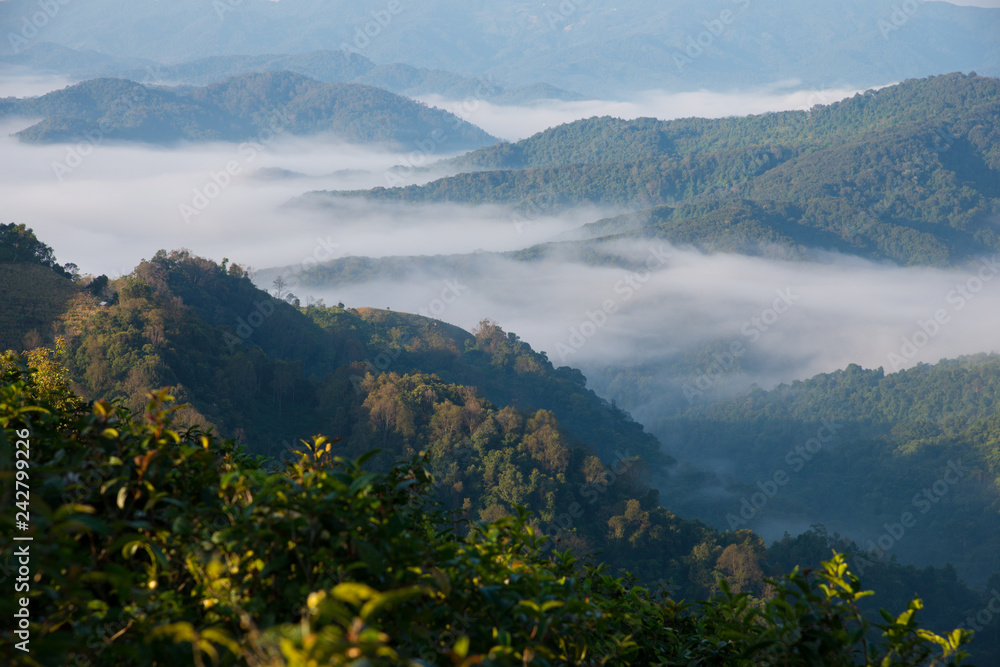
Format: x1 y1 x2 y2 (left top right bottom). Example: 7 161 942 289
4 72 1000 400
295 241 1000 403
289 242 1000 558
0 68 76 97
5 70 1000 559
0 117 592 277
421 84 867 141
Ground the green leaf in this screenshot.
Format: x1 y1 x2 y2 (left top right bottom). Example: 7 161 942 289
332 582 379 606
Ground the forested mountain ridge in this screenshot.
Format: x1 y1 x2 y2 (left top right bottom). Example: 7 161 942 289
446 72 1000 171
650 356 1000 588
302 73 1000 267
3 227 1000 662
0 70 499 148
0 358 987 665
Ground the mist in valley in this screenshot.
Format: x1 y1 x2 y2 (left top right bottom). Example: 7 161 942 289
5 71 1000 555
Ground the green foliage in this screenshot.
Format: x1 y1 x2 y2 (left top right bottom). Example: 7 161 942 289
313 73 1000 267
703 554 971 667
0 223 69 275
656 356 1000 586
3 72 496 149
0 352 975 666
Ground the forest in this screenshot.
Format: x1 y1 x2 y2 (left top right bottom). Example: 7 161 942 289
2 227 999 664
0 72 496 148
301 73 1000 268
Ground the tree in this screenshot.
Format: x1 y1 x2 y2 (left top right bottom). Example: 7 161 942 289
87 274 109 296
0 223 62 271
272 275 288 299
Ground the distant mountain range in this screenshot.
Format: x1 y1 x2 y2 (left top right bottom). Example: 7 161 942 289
0 70 499 148
0 0 997 96
0 43 584 104
298 73 1000 268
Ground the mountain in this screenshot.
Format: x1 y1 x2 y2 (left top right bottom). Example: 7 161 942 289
300 73 1000 267
3 226 1000 664
4 356 994 665
0 70 499 148
651 356 1000 586
1 0 997 96
0 43 585 103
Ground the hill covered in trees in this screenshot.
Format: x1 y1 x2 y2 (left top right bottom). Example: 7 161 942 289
301 73 1000 267
647 356 1000 586
0 352 983 665
0 71 498 148
3 226 1000 663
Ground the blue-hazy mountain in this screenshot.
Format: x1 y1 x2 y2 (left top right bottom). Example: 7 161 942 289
1 0 997 96
0 43 584 104
0 70 499 148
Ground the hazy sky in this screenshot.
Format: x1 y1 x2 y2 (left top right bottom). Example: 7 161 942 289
935 0 1000 6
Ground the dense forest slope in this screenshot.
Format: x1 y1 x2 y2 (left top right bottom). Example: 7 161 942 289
0 71 498 148
3 226 1000 662
651 357 1000 586
300 73 1000 267
0 356 986 665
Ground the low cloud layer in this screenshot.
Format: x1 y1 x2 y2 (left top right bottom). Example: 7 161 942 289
300 242 1000 402
421 84 868 141
6 71 1000 556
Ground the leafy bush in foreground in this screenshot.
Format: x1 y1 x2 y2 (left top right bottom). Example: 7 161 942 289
0 347 973 665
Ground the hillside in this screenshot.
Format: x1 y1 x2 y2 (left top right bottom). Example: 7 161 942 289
1 359 989 665
648 356 1000 587
0 263 84 352
2 229 999 661
0 71 498 148
300 73 1000 267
